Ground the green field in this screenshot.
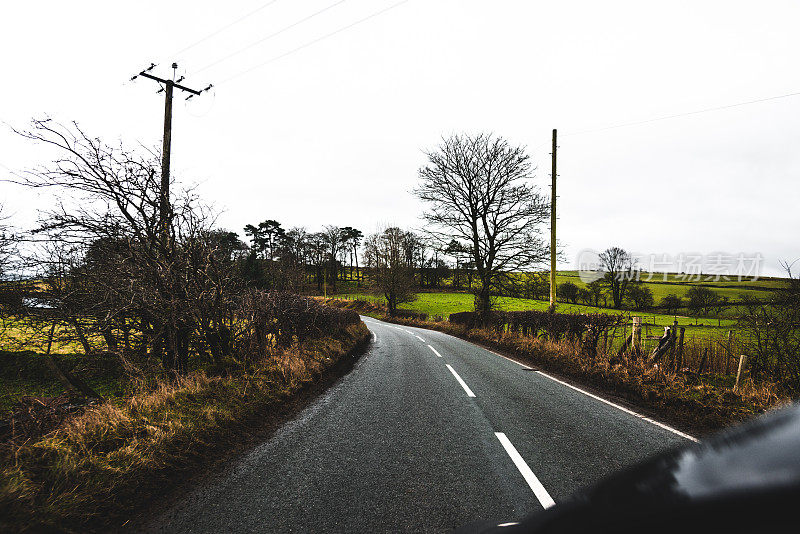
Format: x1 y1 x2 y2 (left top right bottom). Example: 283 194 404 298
335 267 786 326
554 271 782 311
339 290 738 342
0 350 126 414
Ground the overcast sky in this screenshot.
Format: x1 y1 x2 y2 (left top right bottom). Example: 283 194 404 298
1 0 798 276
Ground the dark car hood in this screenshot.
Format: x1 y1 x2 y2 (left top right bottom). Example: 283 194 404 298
459 402 800 534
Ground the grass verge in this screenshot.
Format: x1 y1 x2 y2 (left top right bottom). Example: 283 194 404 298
0 322 370 533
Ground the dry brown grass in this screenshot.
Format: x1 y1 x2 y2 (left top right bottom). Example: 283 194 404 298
0 322 369 533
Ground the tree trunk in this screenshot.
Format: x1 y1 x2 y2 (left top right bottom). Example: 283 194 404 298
354 248 361 288
176 325 190 374
121 317 132 354
69 318 94 355
101 326 118 353
43 323 103 400
475 284 492 324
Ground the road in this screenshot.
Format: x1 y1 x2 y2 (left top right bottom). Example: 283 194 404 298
143 317 694 533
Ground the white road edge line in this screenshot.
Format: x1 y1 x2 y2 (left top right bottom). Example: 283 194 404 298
494 432 555 509
535 370 698 442
445 364 476 397
371 317 694 441
414 335 426 342
486 348 532 370
427 345 443 358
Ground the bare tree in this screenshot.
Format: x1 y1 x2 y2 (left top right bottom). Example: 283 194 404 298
739 261 800 388
415 133 549 319
363 227 416 315
598 247 636 309
13 118 238 374
0 203 21 346
323 225 342 291
0 203 16 281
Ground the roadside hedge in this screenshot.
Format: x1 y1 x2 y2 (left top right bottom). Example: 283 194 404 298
449 310 626 358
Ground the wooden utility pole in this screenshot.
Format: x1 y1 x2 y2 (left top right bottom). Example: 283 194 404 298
549 128 557 308
160 79 174 243
131 63 212 244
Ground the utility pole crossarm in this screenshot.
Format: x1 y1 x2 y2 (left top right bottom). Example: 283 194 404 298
137 71 203 95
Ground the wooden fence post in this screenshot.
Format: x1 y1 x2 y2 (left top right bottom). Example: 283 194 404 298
676 327 685 370
698 347 708 375
725 330 733 375
668 320 678 361
632 316 641 355
733 354 748 394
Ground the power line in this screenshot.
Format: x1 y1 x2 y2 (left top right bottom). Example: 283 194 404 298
564 90 800 137
171 0 282 59
219 0 410 86
193 0 347 76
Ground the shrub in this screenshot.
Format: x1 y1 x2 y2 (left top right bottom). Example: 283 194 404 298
626 283 654 310
449 309 626 358
661 294 683 315
556 282 579 304
686 286 718 316
235 291 360 362
393 309 428 321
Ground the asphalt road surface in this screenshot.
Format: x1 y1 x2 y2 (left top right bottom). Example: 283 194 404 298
143 317 695 533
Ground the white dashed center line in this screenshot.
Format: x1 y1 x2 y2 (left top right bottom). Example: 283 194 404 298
427 345 443 358
494 432 555 509
445 364 476 397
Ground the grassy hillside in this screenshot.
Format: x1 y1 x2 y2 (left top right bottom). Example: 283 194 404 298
340 291 737 341
336 269 786 324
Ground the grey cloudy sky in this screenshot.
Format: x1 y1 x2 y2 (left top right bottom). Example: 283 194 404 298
1 0 798 276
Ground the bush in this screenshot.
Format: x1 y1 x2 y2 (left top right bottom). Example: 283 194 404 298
393 309 428 321
661 294 683 315
686 286 718 316
235 291 360 362
556 282 579 304
448 309 626 358
577 288 592 305
449 311 479 328
626 283 654 310
738 273 800 391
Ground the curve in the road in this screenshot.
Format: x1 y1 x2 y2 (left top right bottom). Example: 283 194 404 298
143 316 694 533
